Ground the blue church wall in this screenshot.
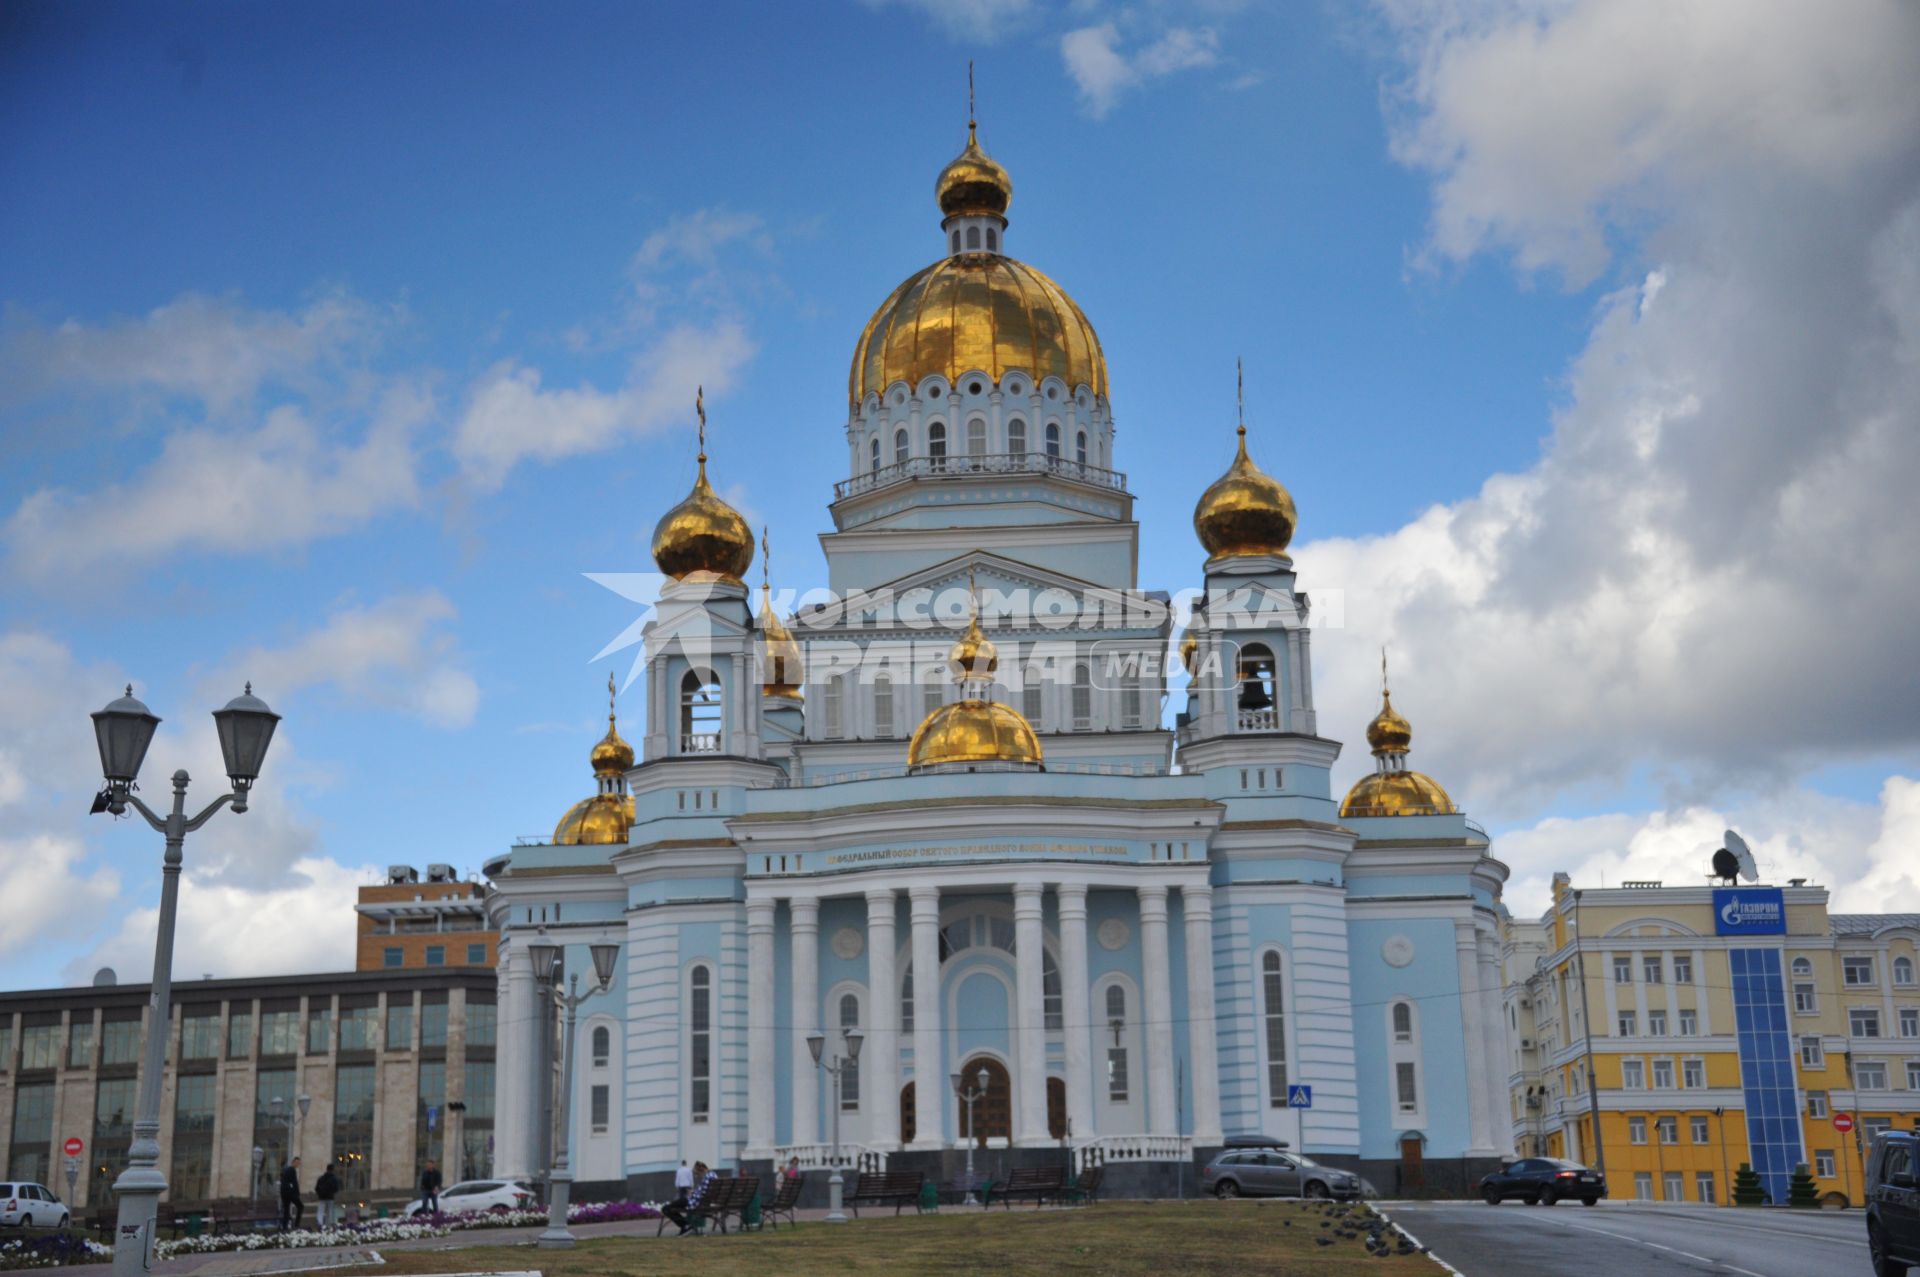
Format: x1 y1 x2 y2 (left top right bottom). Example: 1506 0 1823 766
1210 855 1344 888
1345 916 1471 1159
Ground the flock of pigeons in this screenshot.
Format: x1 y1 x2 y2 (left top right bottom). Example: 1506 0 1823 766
1282 1199 1429 1259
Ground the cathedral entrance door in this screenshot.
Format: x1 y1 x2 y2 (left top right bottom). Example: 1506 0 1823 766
958 1056 1012 1147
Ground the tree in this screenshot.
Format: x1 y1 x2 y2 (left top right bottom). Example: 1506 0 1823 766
1787 1163 1819 1209
1732 1161 1767 1206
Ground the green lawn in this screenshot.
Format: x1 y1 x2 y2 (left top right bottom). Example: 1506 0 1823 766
352 1200 1438 1276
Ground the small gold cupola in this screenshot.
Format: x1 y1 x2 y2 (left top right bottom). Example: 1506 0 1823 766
907 569 1042 771
757 528 804 701
554 675 637 845
1193 362 1298 561
1340 652 1455 818
651 387 754 584
936 121 1013 222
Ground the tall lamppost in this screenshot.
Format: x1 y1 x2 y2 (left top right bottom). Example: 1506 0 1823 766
91 684 279 1277
952 1066 990 1206
271 1095 312 1172
527 938 619 1249
806 1026 865 1224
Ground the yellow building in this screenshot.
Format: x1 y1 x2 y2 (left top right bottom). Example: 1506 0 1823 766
1503 874 1920 1207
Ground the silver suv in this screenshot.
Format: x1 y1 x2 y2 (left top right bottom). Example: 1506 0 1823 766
0 1183 70 1231
1201 1149 1360 1200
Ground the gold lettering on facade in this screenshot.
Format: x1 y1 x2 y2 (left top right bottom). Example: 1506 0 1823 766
824 842 1129 866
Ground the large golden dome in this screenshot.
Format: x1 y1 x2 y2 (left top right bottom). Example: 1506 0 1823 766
851 255 1107 408
1194 425 1297 560
1339 770 1455 818
936 122 1012 220
908 699 1043 769
552 792 635 845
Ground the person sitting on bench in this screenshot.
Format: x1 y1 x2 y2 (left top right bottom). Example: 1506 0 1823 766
663 1161 716 1235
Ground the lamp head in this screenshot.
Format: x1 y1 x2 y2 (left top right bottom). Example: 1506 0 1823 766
91 685 160 812
529 941 561 983
212 684 279 810
843 1026 864 1061
977 1066 989 1091
589 942 620 990
298 1094 311 1118
806 1033 825 1066
950 1072 963 1096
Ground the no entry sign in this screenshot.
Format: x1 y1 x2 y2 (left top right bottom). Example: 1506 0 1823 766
63 1137 83 1157
1832 1112 1855 1134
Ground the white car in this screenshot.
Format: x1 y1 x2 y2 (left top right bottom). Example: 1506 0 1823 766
405 1179 534 1217
0 1182 70 1231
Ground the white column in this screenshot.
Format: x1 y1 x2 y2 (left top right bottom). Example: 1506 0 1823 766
1455 920 1495 1155
1478 929 1512 1157
746 898 777 1154
909 886 944 1149
865 889 900 1149
1013 883 1050 1143
1182 884 1223 1144
1137 885 1177 1136
1056 884 1094 1140
790 898 821 1147
495 945 532 1178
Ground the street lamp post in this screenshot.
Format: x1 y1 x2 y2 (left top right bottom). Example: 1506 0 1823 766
528 939 619 1249
91 684 279 1277
807 1027 865 1224
952 1067 990 1206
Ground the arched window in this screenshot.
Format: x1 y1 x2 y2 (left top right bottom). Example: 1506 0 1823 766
986 227 998 251
1045 422 1061 458
1791 956 1813 978
966 225 981 250
1043 951 1062 1030
591 1025 610 1068
1387 998 1421 1116
1895 955 1915 985
1392 1002 1413 1042
1007 417 1027 456
1021 668 1042 726
873 674 894 740
869 437 880 473
967 417 987 460
950 229 960 253
928 421 947 469
921 668 944 717
1071 662 1092 730
1262 951 1288 1106
894 428 909 465
1104 985 1128 1102
1236 643 1277 722
680 670 722 753
689 965 712 1121
1121 678 1143 729
839 993 861 1108
1076 430 1087 465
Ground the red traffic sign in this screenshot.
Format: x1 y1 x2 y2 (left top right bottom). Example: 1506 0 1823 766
63 1137 83 1157
1832 1113 1855 1134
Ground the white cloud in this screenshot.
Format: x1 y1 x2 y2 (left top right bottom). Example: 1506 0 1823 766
213 591 479 729
1296 0 1920 826
1062 22 1218 118
859 0 1035 42
4 378 432 581
453 321 755 491
0 834 121 962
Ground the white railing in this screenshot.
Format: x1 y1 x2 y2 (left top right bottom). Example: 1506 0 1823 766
835 451 1128 501
759 759 1170 788
1236 708 1278 732
1073 1134 1191 1170
771 1143 887 1173
680 732 721 754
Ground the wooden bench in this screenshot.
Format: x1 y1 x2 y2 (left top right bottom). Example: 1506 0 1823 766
1063 1165 1105 1205
991 1166 1066 1209
656 1175 757 1236
761 1175 803 1230
847 1170 925 1217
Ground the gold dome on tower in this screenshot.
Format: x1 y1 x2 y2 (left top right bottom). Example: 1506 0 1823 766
1340 660 1454 818
907 572 1041 770
756 529 804 701
651 388 754 584
1193 424 1297 560
1365 691 1413 755
936 122 1013 220
554 677 636 845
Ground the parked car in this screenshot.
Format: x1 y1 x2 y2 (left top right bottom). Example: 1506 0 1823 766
1479 1157 1606 1206
0 1183 70 1231
405 1180 535 1217
1867 1128 1920 1277
1201 1148 1361 1200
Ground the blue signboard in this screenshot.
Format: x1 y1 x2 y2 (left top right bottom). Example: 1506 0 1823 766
1287 1085 1313 1109
1714 887 1786 936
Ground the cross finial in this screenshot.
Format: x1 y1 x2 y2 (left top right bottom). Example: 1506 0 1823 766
244 681 252 696
1381 647 1390 697
607 671 617 723
1236 357 1245 439
695 385 707 463
968 61 975 127
761 525 771 592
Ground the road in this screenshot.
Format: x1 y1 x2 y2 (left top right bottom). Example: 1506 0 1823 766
1377 1200 1871 1277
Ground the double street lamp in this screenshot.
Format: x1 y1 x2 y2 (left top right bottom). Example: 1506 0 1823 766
90 683 279 1277
806 1026 865 1224
527 938 619 1250
953 1067 990 1206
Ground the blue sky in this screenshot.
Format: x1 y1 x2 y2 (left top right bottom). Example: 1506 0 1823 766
4 0 1917 986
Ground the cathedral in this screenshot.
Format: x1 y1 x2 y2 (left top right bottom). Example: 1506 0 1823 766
485 120 1513 1198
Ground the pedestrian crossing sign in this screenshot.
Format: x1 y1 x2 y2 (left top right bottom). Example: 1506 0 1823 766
1287 1085 1312 1109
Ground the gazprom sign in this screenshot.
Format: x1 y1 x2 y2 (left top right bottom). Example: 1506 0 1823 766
1714 887 1786 936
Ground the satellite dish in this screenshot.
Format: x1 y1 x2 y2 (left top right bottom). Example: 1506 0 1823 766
1725 829 1758 883
91 967 117 988
1710 847 1739 884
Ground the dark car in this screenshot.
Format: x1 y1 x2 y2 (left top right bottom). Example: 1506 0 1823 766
1479 1157 1606 1206
1867 1129 1920 1277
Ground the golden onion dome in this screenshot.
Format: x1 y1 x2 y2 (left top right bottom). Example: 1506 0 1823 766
589 717 634 775
850 254 1107 408
1193 425 1297 560
908 699 1043 769
552 792 636 845
1365 690 1413 755
1339 770 1456 818
758 585 805 701
1177 629 1198 675
946 610 998 680
936 122 1013 220
651 394 753 584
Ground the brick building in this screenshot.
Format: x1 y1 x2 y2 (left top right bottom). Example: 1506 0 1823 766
355 864 496 972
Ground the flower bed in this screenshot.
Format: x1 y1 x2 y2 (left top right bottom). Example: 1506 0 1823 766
2 1200 661 1268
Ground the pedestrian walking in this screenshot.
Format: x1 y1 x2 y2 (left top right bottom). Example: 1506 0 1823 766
419 1159 442 1216
314 1162 341 1231
278 1157 303 1232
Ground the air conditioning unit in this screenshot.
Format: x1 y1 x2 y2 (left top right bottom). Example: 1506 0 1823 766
426 863 457 882
388 865 418 884
1520 1038 1536 1050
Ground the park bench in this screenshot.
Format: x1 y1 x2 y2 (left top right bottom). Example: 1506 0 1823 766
847 1170 926 1217
991 1165 1065 1209
657 1174 757 1236
761 1174 803 1230
1063 1164 1105 1205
